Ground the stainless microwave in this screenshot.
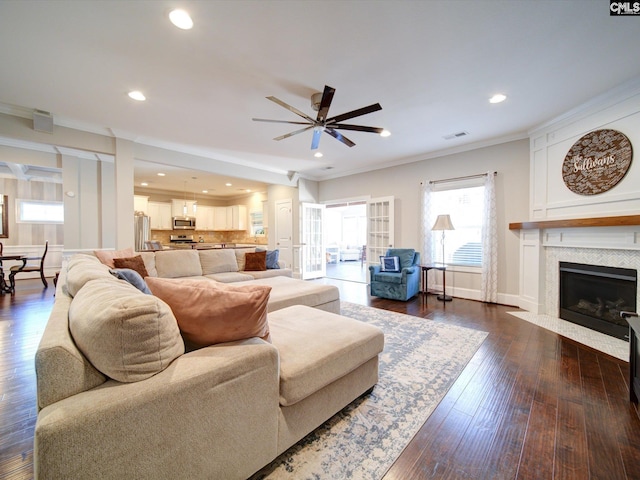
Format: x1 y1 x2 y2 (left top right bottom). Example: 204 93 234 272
172 216 196 230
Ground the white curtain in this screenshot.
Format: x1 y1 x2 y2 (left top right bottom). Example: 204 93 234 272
481 171 498 302
420 181 433 265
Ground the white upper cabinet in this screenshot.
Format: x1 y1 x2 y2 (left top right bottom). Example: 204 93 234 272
171 199 196 218
212 205 247 230
134 195 149 215
148 202 172 230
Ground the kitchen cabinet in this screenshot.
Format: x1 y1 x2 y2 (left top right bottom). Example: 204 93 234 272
148 202 172 230
134 195 149 215
213 205 247 230
195 205 215 230
171 199 196 218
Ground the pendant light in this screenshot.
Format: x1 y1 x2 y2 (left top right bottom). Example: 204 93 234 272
183 181 188 216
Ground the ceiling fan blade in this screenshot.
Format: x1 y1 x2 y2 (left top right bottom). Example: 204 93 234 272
273 125 315 141
252 118 311 126
331 124 384 134
325 127 355 148
266 96 316 123
316 85 335 122
311 128 322 150
326 103 382 125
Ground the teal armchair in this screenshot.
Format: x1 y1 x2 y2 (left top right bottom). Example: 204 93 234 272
369 248 421 301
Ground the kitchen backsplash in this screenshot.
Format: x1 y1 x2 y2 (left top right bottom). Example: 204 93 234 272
150 229 267 246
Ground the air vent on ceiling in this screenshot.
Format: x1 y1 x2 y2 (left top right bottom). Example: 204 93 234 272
443 131 469 140
33 109 54 134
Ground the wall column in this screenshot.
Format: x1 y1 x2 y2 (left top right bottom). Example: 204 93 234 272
114 138 134 249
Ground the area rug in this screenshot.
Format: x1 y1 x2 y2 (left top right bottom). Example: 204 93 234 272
250 302 488 480
507 311 627 361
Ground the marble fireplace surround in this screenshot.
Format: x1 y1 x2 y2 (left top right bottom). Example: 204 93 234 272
512 215 640 320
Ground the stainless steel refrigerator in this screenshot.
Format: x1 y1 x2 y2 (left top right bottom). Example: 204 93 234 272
134 213 150 252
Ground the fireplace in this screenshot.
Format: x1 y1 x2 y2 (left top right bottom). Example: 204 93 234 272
559 261 637 341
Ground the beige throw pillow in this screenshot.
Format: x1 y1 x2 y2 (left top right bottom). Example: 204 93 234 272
146 277 272 348
69 279 184 383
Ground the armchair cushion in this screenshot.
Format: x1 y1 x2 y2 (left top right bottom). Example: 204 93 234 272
387 248 417 269
373 272 404 284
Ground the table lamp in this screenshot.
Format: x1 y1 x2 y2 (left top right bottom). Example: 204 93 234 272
431 214 455 301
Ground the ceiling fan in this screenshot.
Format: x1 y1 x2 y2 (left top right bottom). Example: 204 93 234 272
252 85 384 150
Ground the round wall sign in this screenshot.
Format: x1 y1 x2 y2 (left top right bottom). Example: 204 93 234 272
562 129 633 195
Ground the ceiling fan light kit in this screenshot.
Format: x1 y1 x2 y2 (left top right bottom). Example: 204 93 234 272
253 85 385 150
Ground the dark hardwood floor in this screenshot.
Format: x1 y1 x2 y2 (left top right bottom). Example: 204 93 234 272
2 277 640 479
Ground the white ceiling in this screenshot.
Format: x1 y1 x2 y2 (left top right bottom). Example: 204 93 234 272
1 0 639 193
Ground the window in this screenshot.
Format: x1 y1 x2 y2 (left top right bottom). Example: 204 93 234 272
16 199 64 223
431 184 484 267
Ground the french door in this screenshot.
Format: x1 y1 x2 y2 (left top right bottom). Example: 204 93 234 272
301 202 325 280
367 196 394 269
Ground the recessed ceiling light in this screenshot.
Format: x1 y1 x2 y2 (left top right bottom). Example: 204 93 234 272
314 152 323 158
157 172 166 177
225 183 232 187
489 94 507 104
169 9 193 30
202 190 208 193
128 90 146 101
141 182 148 186
380 130 391 137
246 189 251 193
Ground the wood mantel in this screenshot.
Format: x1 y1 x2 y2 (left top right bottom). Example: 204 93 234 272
508 214 640 230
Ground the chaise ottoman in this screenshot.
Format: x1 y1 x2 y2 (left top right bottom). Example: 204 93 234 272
236 276 341 314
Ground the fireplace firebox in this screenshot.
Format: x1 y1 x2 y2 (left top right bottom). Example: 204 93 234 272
559 261 637 341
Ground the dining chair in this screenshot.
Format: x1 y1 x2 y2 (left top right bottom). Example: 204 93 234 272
10 241 49 288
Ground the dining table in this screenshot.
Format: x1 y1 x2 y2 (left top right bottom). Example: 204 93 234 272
0 254 26 294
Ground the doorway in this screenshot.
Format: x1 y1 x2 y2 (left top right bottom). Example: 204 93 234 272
324 201 367 283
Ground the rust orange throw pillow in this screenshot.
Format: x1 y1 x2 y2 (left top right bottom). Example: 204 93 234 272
145 277 272 348
244 250 267 271
113 255 149 278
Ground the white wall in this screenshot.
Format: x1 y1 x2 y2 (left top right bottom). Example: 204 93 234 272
529 83 640 220
318 139 530 301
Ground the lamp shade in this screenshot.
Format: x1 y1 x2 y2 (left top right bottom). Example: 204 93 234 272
431 214 455 231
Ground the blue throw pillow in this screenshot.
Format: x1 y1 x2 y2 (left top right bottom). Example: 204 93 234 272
110 268 152 294
257 248 280 269
380 256 400 272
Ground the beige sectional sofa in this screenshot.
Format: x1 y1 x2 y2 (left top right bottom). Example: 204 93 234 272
34 253 384 479
136 248 340 313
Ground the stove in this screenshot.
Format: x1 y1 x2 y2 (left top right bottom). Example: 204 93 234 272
170 234 197 244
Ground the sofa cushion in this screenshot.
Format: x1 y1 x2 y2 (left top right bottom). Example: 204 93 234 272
113 255 149 278
66 254 116 297
203 272 255 283
268 305 384 406
199 249 239 275
154 250 202 278
244 251 267 271
138 251 158 277
236 276 339 312
94 247 135 268
235 248 256 271
244 268 293 280
146 277 272 349
68 279 184 383
36 269 107 410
